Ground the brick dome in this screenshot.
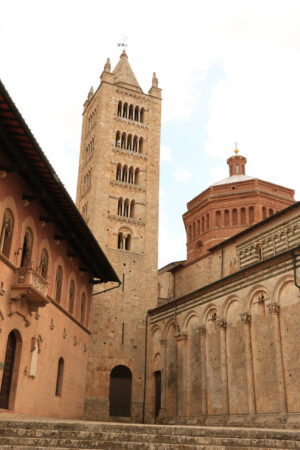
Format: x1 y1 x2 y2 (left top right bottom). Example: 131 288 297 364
183 150 295 264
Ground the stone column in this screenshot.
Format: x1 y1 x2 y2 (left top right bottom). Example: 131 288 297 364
199 326 207 415
159 338 167 417
240 313 256 414
268 303 287 413
176 333 188 417
217 319 229 415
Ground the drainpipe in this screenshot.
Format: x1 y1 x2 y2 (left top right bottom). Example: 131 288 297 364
92 281 121 296
142 312 149 423
292 252 300 291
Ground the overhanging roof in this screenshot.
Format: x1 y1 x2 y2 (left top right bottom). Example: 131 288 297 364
0 79 119 284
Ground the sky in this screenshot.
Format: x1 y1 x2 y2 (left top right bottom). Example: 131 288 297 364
2 0 300 268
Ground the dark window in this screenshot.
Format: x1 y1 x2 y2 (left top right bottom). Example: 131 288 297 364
55 357 64 396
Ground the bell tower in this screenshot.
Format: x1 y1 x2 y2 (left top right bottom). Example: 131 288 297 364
76 51 161 422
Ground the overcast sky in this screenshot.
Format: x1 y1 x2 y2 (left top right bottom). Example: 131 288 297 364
2 0 300 267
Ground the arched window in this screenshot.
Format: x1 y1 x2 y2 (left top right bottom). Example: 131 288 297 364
55 357 64 396
269 208 274 217
124 199 129 217
206 213 209 231
122 165 128 183
249 206 255 224
139 137 143 153
134 106 139 121
0 209 14 259
117 101 122 117
192 222 196 238
118 232 123 249
216 210 221 227
39 249 48 278
133 136 138 152
236 164 239 174
55 265 63 303
127 134 132 151
68 280 75 314
201 217 205 233
130 200 135 218
188 224 192 240
128 104 134 120
140 108 144 123
128 167 134 184
197 220 200 235
125 234 131 250
230 165 233 176
115 131 121 147
0 329 22 409
241 207 246 225
116 164 122 181
80 293 86 324
262 206 267 219
118 198 123 216
121 133 126 149
224 210 229 226
232 208 238 226
20 227 33 267
122 103 128 118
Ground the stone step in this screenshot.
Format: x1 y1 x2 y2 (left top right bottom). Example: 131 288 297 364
1 418 300 449
2 420 300 439
1 430 300 449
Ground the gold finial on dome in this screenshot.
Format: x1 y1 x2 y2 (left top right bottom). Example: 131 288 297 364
234 142 239 154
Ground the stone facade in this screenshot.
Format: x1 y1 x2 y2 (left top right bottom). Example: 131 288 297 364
148 195 300 427
76 52 161 422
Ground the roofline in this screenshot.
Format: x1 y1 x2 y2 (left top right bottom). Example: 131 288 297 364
0 79 120 284
208 200 300 252
148 245 300 316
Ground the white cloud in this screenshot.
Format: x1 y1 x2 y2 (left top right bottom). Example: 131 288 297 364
173 165 193 183
160 145 173 163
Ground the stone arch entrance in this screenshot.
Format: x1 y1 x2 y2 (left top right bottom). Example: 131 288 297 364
109 365 132 417
0 329 22 409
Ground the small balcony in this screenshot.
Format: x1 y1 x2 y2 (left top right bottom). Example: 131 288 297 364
10 267 49 308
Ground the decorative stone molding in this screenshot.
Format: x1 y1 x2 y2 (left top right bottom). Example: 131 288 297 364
50 319 55 330
116 88 150 103
112 146 148 160
175 333 187 342
217 319 227 329
268 303 280 315
108 214 145 227
84 343 87 352
74 336 78 346
240 313 251 324
110 180 146 192
114 115 148 129
63 328 67 339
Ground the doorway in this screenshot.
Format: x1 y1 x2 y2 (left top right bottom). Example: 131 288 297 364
0 330 21 409
154 370 161 419
109 365 132 417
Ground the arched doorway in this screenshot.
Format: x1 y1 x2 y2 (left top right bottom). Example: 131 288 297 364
109 365 132 417
0 330 22 409
154 370 161 419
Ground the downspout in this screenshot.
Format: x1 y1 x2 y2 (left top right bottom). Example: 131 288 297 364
92 281 121 296
292 252 300 291
142 312 149 423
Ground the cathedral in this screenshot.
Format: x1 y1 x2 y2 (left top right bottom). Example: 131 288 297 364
1 51 300 430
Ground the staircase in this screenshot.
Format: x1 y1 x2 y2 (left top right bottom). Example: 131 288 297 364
0 416 300 449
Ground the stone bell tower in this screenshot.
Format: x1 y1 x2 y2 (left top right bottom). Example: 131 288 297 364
76 51 162 422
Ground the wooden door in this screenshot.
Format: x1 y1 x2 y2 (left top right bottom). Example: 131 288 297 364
109 365 132 417
0 332 17 409
154 370 161 418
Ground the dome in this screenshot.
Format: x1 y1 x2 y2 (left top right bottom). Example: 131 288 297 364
212 174 254 186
